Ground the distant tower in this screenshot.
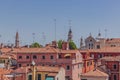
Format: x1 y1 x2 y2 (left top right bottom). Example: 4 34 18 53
15 31 19 48
67 20 73 42
80 37 83 49
67 28 73 42
98 30 101 38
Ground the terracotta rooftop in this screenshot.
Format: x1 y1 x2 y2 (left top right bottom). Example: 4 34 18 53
36 66 60 73
0 47 80 54
79 47 120 53
81 69 108 77
13 66 61 74
60 50 79 54
0 68 11 80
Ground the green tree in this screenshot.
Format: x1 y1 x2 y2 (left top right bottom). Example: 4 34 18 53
31 42 42 48
58 40 63 49
69 40 77 50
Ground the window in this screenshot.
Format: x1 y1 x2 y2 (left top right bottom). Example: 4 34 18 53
19 56 22 59
58 55 61 58
66 65 70 70
50 55 54 59
19 64 21 67
26 56 29 59
28 75 32 80
91 44 93 49
97 45 100 49
89 44 90 49
37 74 41 80
98 54 102 58
33 55 37 59
27 64 29 66
113 64 117 69
57 77 59 80
114 75 117 80
42 56 45 59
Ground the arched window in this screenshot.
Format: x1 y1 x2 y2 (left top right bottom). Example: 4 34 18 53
19 56 22 59
33 55 37 59
26 56 29 59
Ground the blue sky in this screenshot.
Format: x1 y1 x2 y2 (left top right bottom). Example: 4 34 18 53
0 0 120 47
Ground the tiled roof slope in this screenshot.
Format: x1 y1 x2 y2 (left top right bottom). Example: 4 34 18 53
81 69 108 77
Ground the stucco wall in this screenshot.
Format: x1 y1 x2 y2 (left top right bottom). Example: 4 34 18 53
55 67 65 80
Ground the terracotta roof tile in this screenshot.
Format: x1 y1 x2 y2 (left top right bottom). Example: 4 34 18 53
81 69 108 77
13 66 60 73
88 47 120 53
36 66 60 72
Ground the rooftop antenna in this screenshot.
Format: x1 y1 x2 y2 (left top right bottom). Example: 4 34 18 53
64 26 67 41
98 29 101 37
0 35 1 43
105 29 107 39
42 32 46 46
32 33 35 43
69 20 72 29
54 19 56 41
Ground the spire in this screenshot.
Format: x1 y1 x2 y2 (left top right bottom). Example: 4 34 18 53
98 30 101 37
67 20 73 42
89 33 92 36
80 37 83 49
15 31 19 48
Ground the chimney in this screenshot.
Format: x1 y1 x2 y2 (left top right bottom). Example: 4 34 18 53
11 44 14 51
62 41 69 50
0 43 3 49
52 41 57 48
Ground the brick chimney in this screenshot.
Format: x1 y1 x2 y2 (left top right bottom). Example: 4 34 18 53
62 41 69 50
52 41 57 48
0 43 3 49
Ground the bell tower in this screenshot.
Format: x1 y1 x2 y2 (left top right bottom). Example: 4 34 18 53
15 31 19 48
67 20 73 42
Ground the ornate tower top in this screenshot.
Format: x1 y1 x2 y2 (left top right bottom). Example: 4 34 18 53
67 20 73 42
15 31 19 48
80 37 83 49
67 27 73 42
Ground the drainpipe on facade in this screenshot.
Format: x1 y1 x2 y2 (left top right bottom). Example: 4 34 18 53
32 60 36 80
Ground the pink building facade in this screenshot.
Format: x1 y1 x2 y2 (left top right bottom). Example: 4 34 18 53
13 47 83 80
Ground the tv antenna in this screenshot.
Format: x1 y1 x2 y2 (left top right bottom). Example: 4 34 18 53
42 32 46 46
54 19 56 41
32 33 35 43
